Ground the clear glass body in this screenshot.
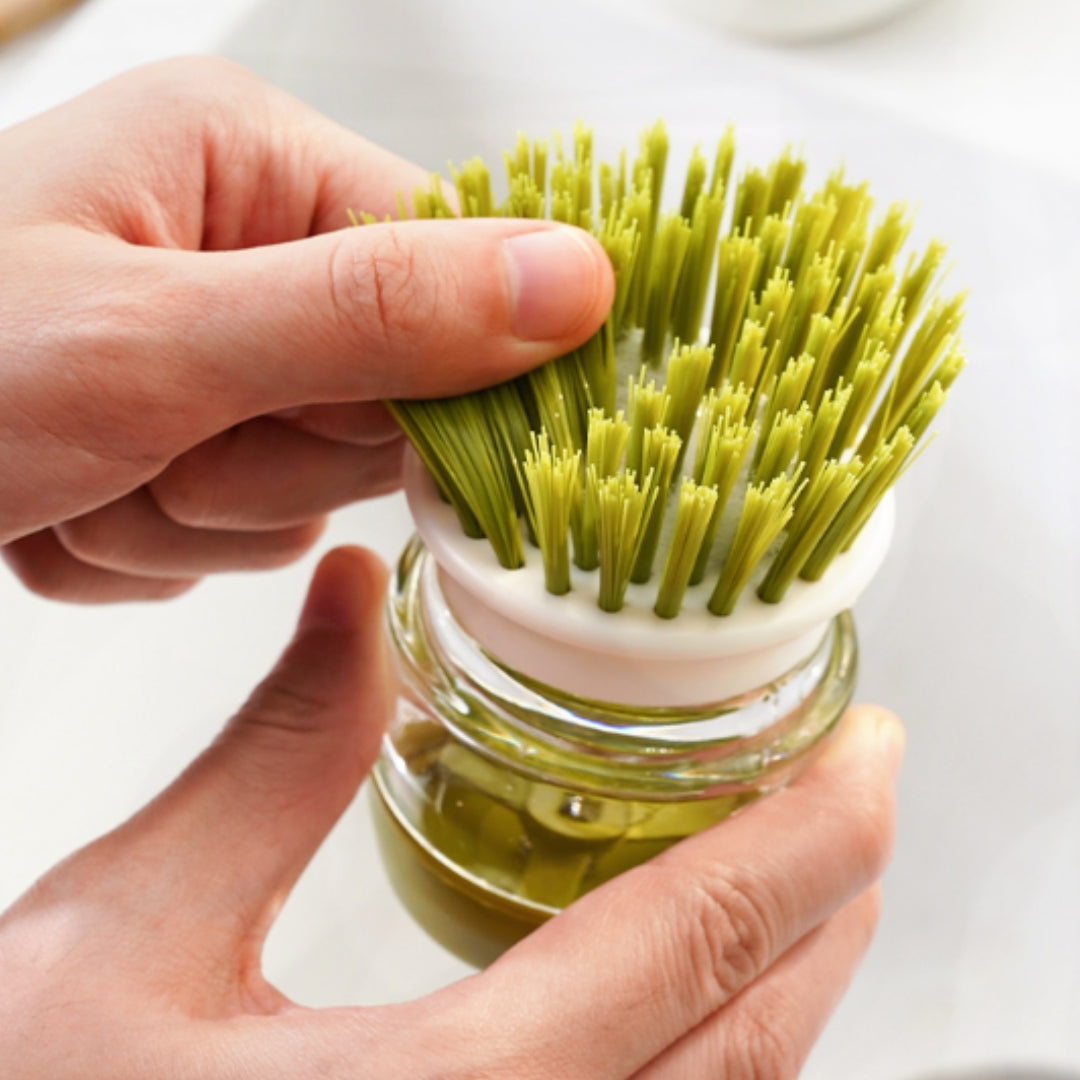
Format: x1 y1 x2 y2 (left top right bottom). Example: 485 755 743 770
371 536 858 968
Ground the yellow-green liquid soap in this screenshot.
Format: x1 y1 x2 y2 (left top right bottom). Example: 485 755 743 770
371 537 857 968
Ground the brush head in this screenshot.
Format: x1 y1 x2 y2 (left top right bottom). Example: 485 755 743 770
381 122 963 684
406 447 894 707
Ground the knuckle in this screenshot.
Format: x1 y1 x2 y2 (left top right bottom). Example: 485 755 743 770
733 996 806 1080
149 453 223 529
634 859 780 1008
329 228 439 357
52 513 111 564
684 866 780 1001
241 668 336 738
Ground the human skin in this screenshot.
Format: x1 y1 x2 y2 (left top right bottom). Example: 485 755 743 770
0 58 613 600
0 60 901 1076
0 545 902 1078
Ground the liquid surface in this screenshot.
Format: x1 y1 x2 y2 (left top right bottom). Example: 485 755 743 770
372 728 755 967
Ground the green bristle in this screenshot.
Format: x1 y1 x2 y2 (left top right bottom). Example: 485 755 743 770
800 384 853 480
629 121 670 325
575 410 630 571
828 343 891 456
757 458 862 603
801 310 846 407
777 252 842 365
902 381 949 443
688 412 756 586
579 322 618 418
532 140 548 197
731 166 770 237
752 214 792 298
765 146 806 217
588 408 631 475
709 127 736 197
859 202 911 281
526 361 583 453
860 292 966 453
549 125 593 230
663 342 714 450
757 355 815 457
727 319 771 395
802 426 917 580
486 381 537 521
896 239 947 338
671 188 726 347
388 395 524 569
505 133 531 184
826 267 897 388
754 406 809 486
591 469 657 613
378 122 964 620
394 190 409 221
599 212 643 336
631 426 682 583
749 267 795 354
708 235 761 386
691 388 748 482
520 433 581 596
641 212 692 366
617 180 657 332
715 381 753 427
823 172 873 299
451 158 495 217
626 369 671 474
503 172 545 218
867 292 906 356
412 174 456 219
599 161 616 220
823 171 872 246
680 146 708 220
930 344 966 392
784 195 839 282
708 473 803 616
654 480 719 618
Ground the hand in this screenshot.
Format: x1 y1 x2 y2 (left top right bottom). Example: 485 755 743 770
0 59 613 601
0 545 902 1078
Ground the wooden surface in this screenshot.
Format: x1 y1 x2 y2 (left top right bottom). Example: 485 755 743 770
0 0 82 44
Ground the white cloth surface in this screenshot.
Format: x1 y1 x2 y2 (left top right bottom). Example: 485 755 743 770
1 2 1078 1077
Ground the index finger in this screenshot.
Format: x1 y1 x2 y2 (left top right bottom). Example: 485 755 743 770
428 706 903 1079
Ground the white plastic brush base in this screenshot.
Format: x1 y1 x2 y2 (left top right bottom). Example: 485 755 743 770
404 448 895 708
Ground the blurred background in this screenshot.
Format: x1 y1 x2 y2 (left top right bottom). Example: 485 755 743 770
1 1 1078 1077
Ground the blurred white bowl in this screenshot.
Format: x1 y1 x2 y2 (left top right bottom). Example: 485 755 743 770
658 0 928 42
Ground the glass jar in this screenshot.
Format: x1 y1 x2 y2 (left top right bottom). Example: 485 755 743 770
370 536 858 969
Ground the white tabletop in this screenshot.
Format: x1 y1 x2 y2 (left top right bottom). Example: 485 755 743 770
1 2 1078 1077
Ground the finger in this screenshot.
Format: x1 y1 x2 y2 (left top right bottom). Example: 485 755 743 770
53 488 326 577
1 529 198 602
270 403 404 446
149 419 405 530
142 217 614 432
5 57 437 245
631 887 882 1080
421 706 903 1080
108 546 390 934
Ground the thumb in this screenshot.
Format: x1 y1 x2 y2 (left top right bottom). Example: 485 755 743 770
151 217 614 428
105 545 392 935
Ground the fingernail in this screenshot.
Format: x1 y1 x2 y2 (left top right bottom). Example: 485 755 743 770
503 227 605 341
